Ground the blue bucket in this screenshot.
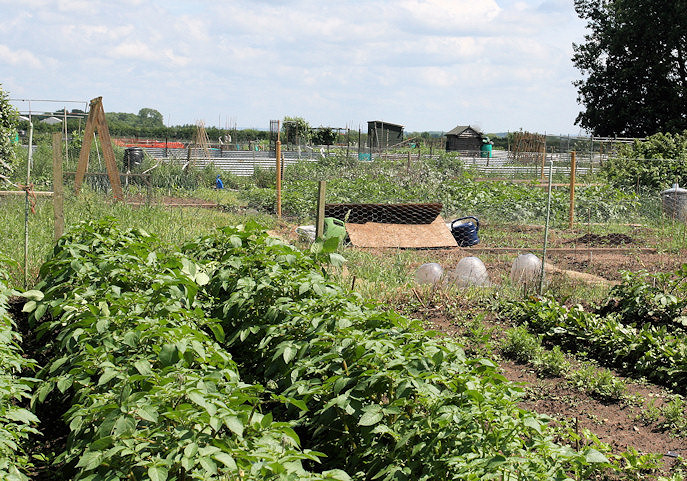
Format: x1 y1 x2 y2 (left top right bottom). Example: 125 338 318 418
450 216 480 247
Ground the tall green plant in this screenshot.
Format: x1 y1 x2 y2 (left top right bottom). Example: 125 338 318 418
0 268 39 481
0 84 19 181
603 132 687 190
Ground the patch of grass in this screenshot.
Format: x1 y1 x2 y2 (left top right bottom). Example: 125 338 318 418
0 187 268 289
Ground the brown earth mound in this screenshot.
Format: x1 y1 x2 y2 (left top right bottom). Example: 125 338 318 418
568 233 636 246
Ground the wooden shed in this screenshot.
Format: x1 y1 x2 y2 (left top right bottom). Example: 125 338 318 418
367 121 404 150
445 125 484 152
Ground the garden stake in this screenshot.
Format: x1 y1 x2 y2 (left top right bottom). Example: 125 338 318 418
540 160 554 295
23 117 33 288
276 136 282 219
52 132 64 240
569 150 576 229
412 287 426 308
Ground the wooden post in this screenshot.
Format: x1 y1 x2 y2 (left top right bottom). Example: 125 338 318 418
74 104 97 193
93 101 123 200
316 180 326 239
276 134 282 219
52 133 64 240
74 97 123 199
569 150 577 229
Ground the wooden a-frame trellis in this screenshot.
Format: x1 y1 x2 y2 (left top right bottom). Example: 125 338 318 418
74 97 123 199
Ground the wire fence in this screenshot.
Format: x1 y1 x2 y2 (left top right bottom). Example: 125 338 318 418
5 137 687 283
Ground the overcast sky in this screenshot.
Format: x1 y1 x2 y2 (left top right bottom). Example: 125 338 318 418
1 0 588 134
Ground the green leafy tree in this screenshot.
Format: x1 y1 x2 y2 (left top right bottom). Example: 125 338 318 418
282 116 311 145
0 84 19 181
137 107 164 127
603 131 687 189
573 0 687 136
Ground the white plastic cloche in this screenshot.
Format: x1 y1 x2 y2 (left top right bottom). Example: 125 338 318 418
415 262 444 285
510 253 542 286
449 256 489 287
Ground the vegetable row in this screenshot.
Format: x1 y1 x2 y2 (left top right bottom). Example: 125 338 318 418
26 220 345 481
0 269 39 481
15 219 617 479
502 265 687 393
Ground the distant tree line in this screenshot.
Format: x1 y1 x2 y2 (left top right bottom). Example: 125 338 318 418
15 107 479 150
16 107 273 144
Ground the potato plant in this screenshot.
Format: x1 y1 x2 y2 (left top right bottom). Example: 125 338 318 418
26 220 347 481
183 223 612 480
0 269 39 481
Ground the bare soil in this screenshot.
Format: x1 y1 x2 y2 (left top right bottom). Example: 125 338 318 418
417 303 687 476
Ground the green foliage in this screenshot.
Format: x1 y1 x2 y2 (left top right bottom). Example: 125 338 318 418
661 395 687 432
603 132 687 190
148 161 224 191
182 223 613 480
282 117 311 145
252 166 276 188
0 84 19 180
11 137 55 187
534 346 571 378
254 154 641 223
28 219 341 480
599 265 687 329
501 266 687 392
0 269 39 481
105 108 166 138
567 362 626 401
501 326 542 363
573 0 687 136
312 127 337 146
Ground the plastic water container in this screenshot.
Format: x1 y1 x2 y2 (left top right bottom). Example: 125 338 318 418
415 263 443 285
323 217 346 245
661 183 687 221
450 256 489 287
510 253 542 286
123 147 144 171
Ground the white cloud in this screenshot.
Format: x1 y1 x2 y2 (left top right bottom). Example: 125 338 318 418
0 44 43 69
398 0 500 32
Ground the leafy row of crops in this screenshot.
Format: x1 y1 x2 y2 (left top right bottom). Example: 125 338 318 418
0 266 39 481
5 219 628 479
180 222 619 480
241 157 650 223
24 221 345 480
502 265 687 392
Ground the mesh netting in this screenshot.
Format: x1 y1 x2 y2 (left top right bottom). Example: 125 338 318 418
324 203 442 225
